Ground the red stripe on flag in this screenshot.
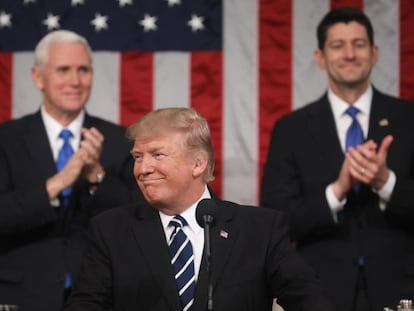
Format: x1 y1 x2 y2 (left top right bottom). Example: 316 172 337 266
259 0 292 199
331 0 363 10
400 0 414 102
0 53 12 122
120 52 154 127
191 51 223 198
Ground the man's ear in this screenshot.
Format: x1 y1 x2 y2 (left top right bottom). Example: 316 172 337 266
371 45 379 67
314 48 326 70
192 151 208 178
31 66 44 90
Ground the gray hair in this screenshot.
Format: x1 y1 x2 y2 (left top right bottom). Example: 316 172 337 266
127 107 215 183
34 30 92 67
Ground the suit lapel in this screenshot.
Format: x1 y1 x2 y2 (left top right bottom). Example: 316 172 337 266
367 90 392 143
192 200 237 311
306 96 345 172
130 204 181 311
26 112 57 180
82 113 96 130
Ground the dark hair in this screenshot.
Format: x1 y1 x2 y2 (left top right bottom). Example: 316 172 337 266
317 6 374 50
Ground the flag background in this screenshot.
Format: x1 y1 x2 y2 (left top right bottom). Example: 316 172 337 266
0 0 413 206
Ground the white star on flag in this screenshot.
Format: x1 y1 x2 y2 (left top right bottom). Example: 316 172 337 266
42 13 60 31
91 13 108 32
118 0 133 7
187 14 204 32
139 14 157 32
71 0 85 6
166 0 181 7
0 11 12 28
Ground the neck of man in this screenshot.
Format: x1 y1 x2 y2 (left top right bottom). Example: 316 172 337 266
329 80 370 105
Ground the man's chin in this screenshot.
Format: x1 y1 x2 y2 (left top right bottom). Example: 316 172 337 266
337 77 367 88
61 102 86 114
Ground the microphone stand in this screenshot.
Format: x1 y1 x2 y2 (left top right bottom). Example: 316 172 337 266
203 214 214 311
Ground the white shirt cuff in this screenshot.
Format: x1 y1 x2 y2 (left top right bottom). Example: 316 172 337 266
372 170 396 211
326 184 347 222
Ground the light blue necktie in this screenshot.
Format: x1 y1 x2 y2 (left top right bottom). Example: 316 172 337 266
56 129 74 208
345 106 364 192
168 215 195 311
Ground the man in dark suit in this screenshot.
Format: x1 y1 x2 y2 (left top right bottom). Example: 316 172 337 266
65 107 333 311
261 7 414 311
0 30 143 311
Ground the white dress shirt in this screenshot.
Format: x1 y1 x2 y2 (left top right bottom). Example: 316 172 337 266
40 105 84 160
325 86 396 218
41 105 85 206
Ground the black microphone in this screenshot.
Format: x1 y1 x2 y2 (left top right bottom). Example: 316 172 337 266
196 199 217 311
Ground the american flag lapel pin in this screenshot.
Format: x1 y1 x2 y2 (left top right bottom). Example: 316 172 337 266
220 229 229 239
379 118 389 126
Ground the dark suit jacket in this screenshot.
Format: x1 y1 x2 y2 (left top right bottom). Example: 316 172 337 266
65 199 333 311
0 111 143 311
261 88 414 311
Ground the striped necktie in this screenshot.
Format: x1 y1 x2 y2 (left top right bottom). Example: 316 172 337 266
168 215 196 311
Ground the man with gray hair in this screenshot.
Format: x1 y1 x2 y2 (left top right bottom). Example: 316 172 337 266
0 30 143 310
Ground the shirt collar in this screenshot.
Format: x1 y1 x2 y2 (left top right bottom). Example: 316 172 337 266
328 85 372 119
41 105 85 142
159 186 212 235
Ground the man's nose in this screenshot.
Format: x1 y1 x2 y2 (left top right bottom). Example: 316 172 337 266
138 155 155 174
344 44 356 59
68 71 81 85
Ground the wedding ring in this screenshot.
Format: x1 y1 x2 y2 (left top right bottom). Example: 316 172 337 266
360 167 365 175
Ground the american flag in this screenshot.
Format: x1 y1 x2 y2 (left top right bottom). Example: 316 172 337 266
0 0 413 206
219 229 228 239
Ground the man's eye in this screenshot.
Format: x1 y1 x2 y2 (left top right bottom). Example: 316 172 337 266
330 44 343 50
154 153 165 159
79 66 92 73
354 42 367 48
57 67 69 73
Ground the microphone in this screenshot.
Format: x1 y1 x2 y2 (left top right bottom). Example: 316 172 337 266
196 199 217 311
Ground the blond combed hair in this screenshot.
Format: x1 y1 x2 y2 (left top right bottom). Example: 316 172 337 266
127 107 215 183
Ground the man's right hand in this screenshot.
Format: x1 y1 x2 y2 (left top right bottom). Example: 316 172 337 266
46 149 89 201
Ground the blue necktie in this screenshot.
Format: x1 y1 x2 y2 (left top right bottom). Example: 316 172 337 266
345 107 364 192
56 129 74 208
345 106 364 151
168 215 195 311
56 129 74 288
